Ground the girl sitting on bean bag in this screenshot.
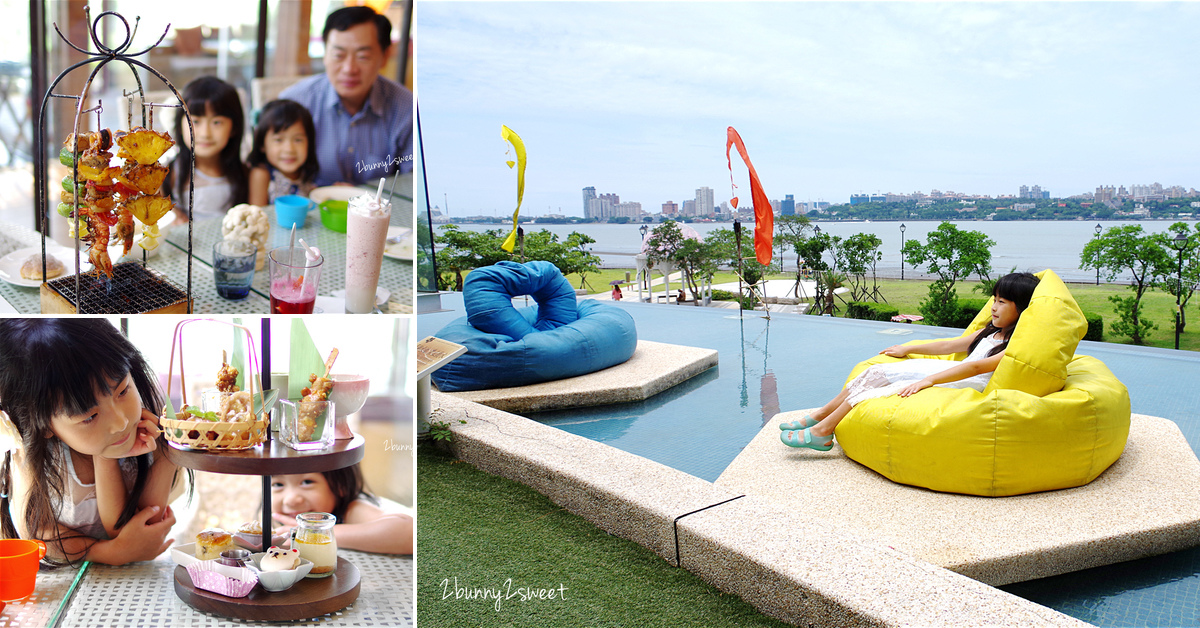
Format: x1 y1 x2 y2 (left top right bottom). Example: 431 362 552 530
780 272 1039 450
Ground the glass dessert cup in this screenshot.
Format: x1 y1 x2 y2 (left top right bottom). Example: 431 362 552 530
327 374 369 440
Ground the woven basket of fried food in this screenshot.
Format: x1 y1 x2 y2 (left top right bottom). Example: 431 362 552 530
160 320 267 451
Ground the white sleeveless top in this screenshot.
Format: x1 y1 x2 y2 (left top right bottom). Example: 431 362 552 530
55 442 144 540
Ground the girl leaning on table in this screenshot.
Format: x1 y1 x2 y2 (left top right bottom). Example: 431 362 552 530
0 319 190 566
270 467 413 555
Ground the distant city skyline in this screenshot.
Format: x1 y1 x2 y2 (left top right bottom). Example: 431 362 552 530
417 2 1200 217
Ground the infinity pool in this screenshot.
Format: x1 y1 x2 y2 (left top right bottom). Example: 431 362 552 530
419 292 1200 627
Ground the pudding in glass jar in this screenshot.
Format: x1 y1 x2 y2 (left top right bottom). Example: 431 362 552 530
292 512 338 577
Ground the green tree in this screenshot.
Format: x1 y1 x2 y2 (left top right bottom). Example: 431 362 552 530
434 225 508 291
1080 224 1173 345
706 227 768 289
901 222 994 326
1155 223 1200 338
773 214 811 273
834 233 883 303
645 221 720 306
794 231 841 315
560 232 602 291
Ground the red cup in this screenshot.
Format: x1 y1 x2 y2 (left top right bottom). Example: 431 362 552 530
0 539 47 601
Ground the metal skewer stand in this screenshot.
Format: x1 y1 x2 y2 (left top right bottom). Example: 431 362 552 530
34 7 192 313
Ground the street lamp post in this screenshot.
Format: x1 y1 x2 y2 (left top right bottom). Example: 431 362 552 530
639 224 650 292
899 223 906 280
1172 232 1189 350
1094 223 1102 286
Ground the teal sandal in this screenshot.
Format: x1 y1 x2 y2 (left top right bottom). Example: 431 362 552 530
780 428 833 451
778 415 820 431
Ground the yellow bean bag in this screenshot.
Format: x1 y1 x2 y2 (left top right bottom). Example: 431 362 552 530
834 270 1131 497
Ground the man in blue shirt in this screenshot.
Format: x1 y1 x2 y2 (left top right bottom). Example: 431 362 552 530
280 6 413 186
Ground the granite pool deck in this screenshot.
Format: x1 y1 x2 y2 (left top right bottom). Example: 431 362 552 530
721 410 1200 587
441 340 718 413
433 391 1097 626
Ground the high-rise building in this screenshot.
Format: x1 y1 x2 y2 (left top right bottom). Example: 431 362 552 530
781 194 795 216
587 197 613 220
582 186 596 215
695 187 714 216
1019 185 1029 198
682 199 696 216
615 202 642 218
850 194 869 205
662 201 678 216
599 193 620 207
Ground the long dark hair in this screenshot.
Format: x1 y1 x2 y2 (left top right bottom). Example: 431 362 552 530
967 272 1040 358
0 319 183 566
168 76 248 212
247 99 319 185
321 466 379 524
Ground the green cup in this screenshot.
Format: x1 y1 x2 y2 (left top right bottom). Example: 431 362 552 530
319 200 348 233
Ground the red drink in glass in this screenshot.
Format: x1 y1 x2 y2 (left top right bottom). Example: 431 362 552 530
270 277 318 314
268 246 323 314
271 293 316 314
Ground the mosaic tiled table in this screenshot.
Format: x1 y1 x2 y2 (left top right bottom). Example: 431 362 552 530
0 221 270 314
16 551 413 627
0 173 412 314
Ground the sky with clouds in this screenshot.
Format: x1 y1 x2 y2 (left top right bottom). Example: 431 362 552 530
416 2 1200 217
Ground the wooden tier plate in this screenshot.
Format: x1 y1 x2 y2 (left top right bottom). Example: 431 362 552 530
174 556 360 621
167 434 365 475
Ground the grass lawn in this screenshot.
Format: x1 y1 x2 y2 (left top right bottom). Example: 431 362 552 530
417 444 792 628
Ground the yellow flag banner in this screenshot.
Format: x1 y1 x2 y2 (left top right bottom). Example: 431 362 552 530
500 125 527 252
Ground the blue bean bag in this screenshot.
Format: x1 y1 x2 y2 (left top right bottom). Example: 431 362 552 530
431 261 638 392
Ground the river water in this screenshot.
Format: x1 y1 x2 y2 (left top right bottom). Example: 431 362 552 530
442 220 1188 284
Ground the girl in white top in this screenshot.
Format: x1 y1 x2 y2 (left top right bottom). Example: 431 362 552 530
0 319 188 566
167 76 249 221
780 272 1041 451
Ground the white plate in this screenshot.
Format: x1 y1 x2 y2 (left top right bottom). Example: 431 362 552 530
0 246 93 287
309 186 361 204
170 543 204 568
332 286 390 308
384 227 414 261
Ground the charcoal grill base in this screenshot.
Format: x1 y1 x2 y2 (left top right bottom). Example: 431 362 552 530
40 261 191 314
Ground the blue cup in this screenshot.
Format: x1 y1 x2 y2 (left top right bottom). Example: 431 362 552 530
213 239 257 300
275 195 314 228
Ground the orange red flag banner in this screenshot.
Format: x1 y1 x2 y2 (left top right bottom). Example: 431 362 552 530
725 127 773 265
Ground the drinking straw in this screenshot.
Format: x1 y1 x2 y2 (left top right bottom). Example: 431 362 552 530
374 177 385 204
387 170 400 203
289 224 296 264
297 237 320 294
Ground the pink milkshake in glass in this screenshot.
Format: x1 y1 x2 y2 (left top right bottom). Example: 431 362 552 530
344 192 391 313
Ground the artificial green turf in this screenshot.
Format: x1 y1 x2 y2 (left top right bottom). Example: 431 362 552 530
417 444 793 628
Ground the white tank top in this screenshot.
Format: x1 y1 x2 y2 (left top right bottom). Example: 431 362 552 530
56 442 144 540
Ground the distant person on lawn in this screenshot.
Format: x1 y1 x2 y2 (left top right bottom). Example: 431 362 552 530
280 6 413 187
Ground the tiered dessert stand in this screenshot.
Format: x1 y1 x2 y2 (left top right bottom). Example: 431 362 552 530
166 320 365 621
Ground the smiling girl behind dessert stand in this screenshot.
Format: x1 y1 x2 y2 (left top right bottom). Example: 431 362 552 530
271 466 412 555
0 319 190 566
246 99 319 206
